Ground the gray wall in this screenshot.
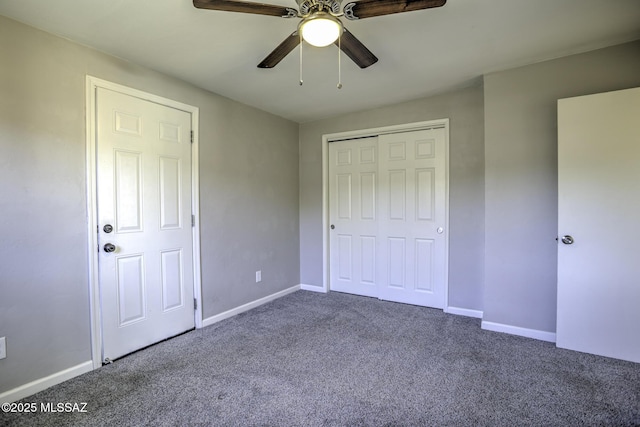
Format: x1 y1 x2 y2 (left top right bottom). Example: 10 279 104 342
483 40 640 333
0 15 299 394
299 84 486 311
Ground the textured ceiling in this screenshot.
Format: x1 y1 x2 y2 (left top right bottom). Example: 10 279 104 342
1 0 639 122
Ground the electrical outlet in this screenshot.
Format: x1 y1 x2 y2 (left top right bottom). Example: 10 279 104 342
255 270 262 283
0 337 6 360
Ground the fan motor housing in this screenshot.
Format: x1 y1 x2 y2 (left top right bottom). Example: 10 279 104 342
296 0 342 16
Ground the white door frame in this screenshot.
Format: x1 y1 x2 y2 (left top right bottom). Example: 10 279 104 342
321 119 450 309
85 76 202 369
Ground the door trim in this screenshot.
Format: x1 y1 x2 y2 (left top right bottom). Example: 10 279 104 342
85 76 202 369
321 119 450 308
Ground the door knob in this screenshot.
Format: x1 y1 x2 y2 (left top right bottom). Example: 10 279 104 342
103 243 116 253
561 235 574 245
330 224 335 230
103 224 113 233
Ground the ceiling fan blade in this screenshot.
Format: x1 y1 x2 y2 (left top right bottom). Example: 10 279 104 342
258 32 301 68
343 0 446 20
335 28 378 69
193 0 296 18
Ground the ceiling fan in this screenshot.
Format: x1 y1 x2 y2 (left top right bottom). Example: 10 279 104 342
193 0 447 69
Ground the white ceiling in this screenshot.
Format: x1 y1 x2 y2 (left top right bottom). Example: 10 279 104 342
1 0 639 123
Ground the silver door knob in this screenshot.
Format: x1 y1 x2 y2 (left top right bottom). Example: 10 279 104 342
561 235 574 245
104 243 116 253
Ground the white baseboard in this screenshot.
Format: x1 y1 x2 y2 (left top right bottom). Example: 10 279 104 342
0 361 93 403
446 306 483 319
300 283 328 293
202 285 300 328
481 320 556 343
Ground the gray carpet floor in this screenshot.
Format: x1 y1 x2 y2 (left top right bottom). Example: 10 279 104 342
2 290 639 426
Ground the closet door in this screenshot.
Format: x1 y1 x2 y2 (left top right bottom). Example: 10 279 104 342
328 128 447 309
377 129 447 308
329 137 379 298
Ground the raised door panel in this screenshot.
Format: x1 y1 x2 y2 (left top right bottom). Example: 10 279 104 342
159 122 182 144
360 172 376 220
114 111 142 136
116 255 146 325
388 170 406 221
337 235 353 281
161 249 184 312
416 169 435 221
337 174 352 220
387 237 406 289
159 156 182 230
415 239 434 292
360 236 376 285
115 151 143 233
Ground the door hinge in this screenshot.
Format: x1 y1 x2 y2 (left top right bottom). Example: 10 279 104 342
190 130 194 143
191 214 195 227
194 298 198 310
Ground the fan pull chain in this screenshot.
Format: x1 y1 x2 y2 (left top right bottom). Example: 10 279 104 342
337 33 342 89
299 32 304 86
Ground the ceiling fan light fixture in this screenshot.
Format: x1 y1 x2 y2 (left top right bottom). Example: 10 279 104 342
299 12 343 47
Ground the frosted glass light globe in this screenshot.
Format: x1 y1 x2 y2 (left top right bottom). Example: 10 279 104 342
300 14 342 47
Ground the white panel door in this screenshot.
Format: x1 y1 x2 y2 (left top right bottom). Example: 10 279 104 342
329 137 379 297
378 129 447 308
97 87 195 362
328 128 447 308
557 87 640 363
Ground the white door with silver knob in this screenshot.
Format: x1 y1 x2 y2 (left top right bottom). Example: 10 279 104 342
96 87 195 362
557 87 640 363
